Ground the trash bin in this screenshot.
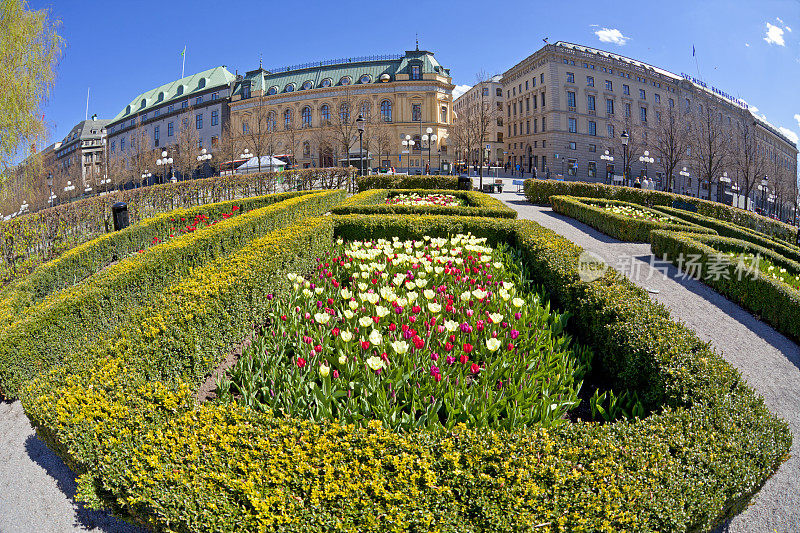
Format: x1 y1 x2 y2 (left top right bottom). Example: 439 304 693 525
112 202 129 231
457 176 471 190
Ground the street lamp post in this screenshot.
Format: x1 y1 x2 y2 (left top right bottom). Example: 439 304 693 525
196 148 212 179
620 131 629 186
140 170 152 187
600 150 614 184
402 135 415 175
239 148 251 175
356 114 365 177
679 167 690 197
156 150 174 183
422 127 437 174
718 171 730 204
761 177 769 213
638 150 654 185
47 172 55 206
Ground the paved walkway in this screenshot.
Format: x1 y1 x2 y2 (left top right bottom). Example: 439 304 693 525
498 192 800 533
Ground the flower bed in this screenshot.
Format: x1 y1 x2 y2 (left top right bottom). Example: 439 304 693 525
651 229 800 343
356 174 459 191
331 188 517 218
219 234 591 430
550 195 714 242
19 213 791 532
386 192 463 207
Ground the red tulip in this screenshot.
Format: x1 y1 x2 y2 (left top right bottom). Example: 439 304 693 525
470 363 480 374
459 354 469 365
360 341 370 350
463 343 473 353
297 357 306 368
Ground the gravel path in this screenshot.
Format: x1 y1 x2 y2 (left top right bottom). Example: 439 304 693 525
498 192 800 533
0 400 147 533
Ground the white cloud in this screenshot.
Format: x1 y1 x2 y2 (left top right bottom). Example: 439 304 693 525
786 26 793 32
777 16 784 24
594 28 630 46
794 113 800 129
745 42 750 47
764 22 786 46
778 127 799 145
452 84 471 100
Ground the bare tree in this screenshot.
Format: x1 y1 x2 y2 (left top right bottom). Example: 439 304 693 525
215 121 242 176
609 114 647 186
329 84 359 170
652 104 691 192
240 97 273 173
729 118 765 211
281 109 301 169
172 108 200 180
691 101 728 200
368 119 393 170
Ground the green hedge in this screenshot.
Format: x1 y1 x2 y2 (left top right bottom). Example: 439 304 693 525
651 229 800 343
651 204 800 263
524 178 796 242
549 195 715 242
0 190 344 398
331 188 517 218
356 174 459 191
18 212 790 532
0 191 311 329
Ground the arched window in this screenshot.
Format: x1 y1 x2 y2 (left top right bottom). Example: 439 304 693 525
321 78 332 88
267 86 278 95
440 105 448 123
267 111 276 132
359 74 371 84
320 104 330 123
303 141 311 157
360 102 371 121
198 78 206 89
285 83 295 93
340 76 351 86
141 98 147 108
339 103 350 123
284 109 293 129
302 80 313 90
301 106 312 127
380 100 392 122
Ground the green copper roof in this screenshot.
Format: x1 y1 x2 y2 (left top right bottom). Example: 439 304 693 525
235 50 450 97
111 66 235 123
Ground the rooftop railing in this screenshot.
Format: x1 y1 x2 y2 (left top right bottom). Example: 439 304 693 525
266 54 404 74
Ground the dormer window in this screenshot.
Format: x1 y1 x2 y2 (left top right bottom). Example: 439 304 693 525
285 83 295 92
198 77 206 89
321 78 332 87
411 65 421 80
242 83 251 99
359 74 371 84
302 80 313 90
140 98 147 108
340 76 351 86
267 85 278 95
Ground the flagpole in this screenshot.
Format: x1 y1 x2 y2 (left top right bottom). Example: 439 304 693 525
85 87 90 121
181 45 186 78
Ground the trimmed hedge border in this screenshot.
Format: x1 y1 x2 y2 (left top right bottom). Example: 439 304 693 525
331 189 517 218
0 191 311 328
356 174 459 191
550 195 715 242
651 229 800 343
0 190 345 398
524 178 796 242
19 212 792 532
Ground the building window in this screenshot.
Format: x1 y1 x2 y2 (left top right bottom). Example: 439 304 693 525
607 124 614 137
606 99 614 115
196 113 203 129
212 92 218 100
625 102 631 117
533 118 538 133
340 76 352 85
567 91 576 108
533 96 537 110
541 92 546 107
181 100 188 109
540 73 544 84
302 106 312 127
542 117 546 131
380 100 392 122
566 72 574 83
168 104 174 113
285 83 295 92
623 84 630 95
513 102 517 115
440 105 447 123
242 83 251 99
639 89 646 100
605 80 613 91
568 141 577 150
340 103 350 123
567 159 577 176
589 144 597 152
482 87 489 96
120 138 125 151
588 161 597 178
587 76 594 87
496 87 502 96
497 132 503 143
242 121 249 134
655 93 661 104
154 125 160 141
640 106 647 123
168 122 174 136
267 111 276 132
154 109 160 118
526 120 530 134
588 121 596 136
568 117 577 133
411 65 421 80
526 98 530 112
321 104 331 123
303 141 310 156
669 98 675 108
195 96 203 105
284 109 293 129
110 141 115 153
211 110 219 126
587 94 596 111
321 78 331 88
412 103 421 122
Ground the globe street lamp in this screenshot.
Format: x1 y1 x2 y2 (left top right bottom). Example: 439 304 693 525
356 114 365 177
620 131 629 186
196 148 212 179
141 170 152 188
47 172 55 206
679 167 691 196
401 135 415 175
718 171 730 204
157 150 174 183
638 150 654 186
63 181 76 194
422 127 437 174
239 148 251 175
600 149 614 184
760 177 769 213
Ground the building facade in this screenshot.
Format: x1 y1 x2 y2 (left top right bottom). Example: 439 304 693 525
501 41 797 205
453 75 505 167
106 66 236 180
53 117 110 192
228 49 454 173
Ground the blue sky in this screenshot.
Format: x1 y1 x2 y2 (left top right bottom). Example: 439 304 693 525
30 0 800 154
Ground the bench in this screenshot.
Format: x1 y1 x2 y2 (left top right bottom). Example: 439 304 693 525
672 199 698 212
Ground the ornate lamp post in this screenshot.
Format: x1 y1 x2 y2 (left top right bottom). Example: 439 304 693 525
47 172 55 206
620 131 630 186
239 148 251 175
63 181 76 194
679 167 691 196
760 176 769 213
157 150 174 182
356 113 365 177
401 135 415 174
196 148 212 179
600 149 614 184
140 170 152 187
718 171 730 204
638 150 654 181
422 127 437 174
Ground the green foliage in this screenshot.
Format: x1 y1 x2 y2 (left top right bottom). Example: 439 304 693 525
650 229 800 344
356 174 459 191
550 195 715 242
17 212 792 532
524 178 796 242
332 188 517 218
0 190 344 398
589 389 645 422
